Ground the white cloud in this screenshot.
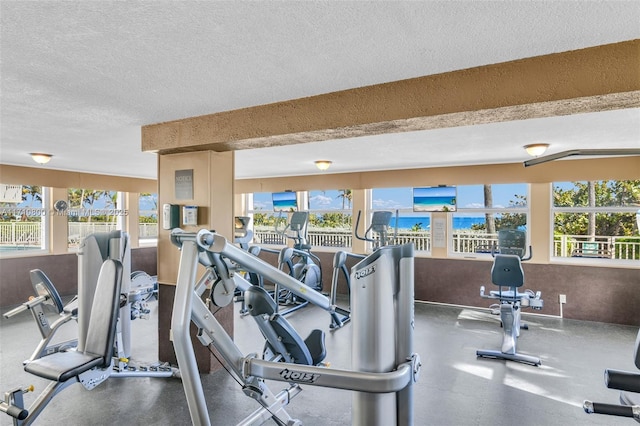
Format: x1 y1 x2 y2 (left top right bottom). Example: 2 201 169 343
310 194 332 206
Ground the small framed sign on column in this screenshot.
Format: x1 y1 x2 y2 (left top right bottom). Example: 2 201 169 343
175 169 193 200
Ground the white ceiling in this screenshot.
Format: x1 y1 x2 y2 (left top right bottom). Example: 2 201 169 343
1 1 639 181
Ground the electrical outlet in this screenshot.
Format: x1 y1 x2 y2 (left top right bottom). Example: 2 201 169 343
559 294 567 304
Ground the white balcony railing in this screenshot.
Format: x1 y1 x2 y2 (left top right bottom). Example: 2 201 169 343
0 222 159 249
1 221 638 261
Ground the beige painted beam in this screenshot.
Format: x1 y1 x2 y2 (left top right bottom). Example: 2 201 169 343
142 40 640 154
0 165 157 193
235 156 640 194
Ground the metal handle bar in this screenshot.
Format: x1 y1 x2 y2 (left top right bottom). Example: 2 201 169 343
171 229 332 312
3 295 48 319
584 400 640 419
354 211 372 242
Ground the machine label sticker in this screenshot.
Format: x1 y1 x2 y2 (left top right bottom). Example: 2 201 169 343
279 368 320 383
354 265 376 280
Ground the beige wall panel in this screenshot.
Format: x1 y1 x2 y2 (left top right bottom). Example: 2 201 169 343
208 151 235 241
157 152 210 284
157 151 234 285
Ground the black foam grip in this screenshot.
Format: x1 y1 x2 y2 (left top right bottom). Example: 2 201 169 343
592 402 634 417
605 369 640 393
6 405 28 420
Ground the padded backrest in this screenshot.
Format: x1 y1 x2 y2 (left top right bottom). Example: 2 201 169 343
245 285 277 316
244 286 314 365
84 259 123 367
491 254 524 288
270 317 314 365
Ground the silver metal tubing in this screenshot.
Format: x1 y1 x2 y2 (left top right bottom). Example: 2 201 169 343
524 148 640 167
245 358 413 393
171 240 211 426
236 385 302 426
171 229 332 312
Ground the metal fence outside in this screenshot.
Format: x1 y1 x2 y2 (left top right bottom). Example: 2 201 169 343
1 222 638 260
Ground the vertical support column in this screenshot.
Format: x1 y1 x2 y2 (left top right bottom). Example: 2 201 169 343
530 183 551 262
156 150 235 371
49 187 68 254
126 192 140 249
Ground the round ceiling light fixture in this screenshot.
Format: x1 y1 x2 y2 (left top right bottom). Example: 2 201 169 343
314 160 332 171
523 144 550 157
30 153 53 164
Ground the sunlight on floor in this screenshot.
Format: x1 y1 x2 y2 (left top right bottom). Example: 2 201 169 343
453 361 580 408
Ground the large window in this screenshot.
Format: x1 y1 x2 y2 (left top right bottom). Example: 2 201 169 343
0 184 47 255
552 180 640 262
247 192 284 245
371 187 431 252
451 184 529 255
67 188 124 249
139 192 158 243
308 189 353 248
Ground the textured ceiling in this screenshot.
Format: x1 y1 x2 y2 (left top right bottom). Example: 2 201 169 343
1 1 639 180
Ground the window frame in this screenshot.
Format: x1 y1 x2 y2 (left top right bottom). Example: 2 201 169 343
449 184 530 258
551 180 640 266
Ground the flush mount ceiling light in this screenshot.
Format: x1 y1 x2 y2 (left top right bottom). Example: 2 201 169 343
524 144 550 157
30 153 53 164
314 160 332 171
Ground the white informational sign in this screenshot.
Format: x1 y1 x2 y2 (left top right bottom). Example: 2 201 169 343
0 184 22 203
182 205 198 226
432 217 446 248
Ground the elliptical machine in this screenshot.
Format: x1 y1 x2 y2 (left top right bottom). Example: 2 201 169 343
476 229 544 366
273 211 323 315
328 210 397 329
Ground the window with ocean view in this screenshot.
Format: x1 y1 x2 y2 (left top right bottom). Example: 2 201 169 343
247 192 285 245
308 189 352 248
372 187 431 252
451 184 529 255
552 180 640 262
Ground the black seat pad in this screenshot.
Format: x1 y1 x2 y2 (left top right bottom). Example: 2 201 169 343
24 350 103 382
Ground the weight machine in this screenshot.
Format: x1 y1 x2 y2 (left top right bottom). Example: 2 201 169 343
1 232 176 425
170 228 420 425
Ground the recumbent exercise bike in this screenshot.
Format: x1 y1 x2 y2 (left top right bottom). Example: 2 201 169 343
476 229 544 366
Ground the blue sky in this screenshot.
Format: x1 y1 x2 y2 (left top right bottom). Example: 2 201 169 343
253 184 528 211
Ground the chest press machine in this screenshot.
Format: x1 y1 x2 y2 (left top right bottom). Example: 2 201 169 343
1 232 175 425
170 228 420 426
476 229 544 366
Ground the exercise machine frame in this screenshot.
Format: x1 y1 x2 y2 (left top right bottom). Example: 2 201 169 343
170 228 419 426
584 328 640 422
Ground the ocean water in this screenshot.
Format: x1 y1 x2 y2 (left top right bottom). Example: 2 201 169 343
390 216 486 230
